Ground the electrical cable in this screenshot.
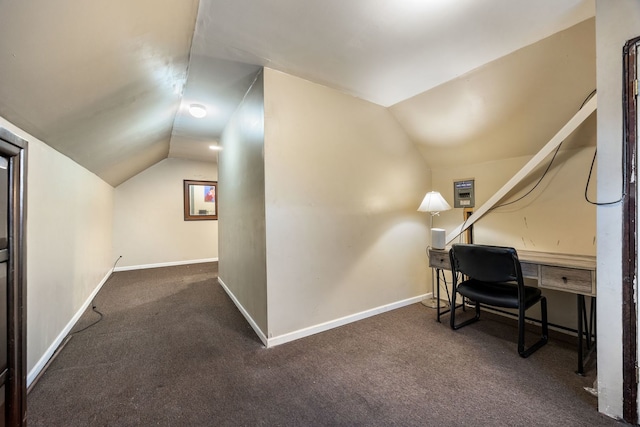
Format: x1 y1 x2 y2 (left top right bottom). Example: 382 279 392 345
584 148 625 206
577 88 624 205
581 86 624 205
71 306 103 334
450 89 608 240
492 143 563 210
71 255 122 335
493 89 598 210
580 89 597 109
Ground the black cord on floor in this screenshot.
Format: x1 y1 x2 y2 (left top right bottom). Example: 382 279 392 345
71 306 103 334
72 255 122 335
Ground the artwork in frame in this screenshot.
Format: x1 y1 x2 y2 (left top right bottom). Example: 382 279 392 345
183 180 217 220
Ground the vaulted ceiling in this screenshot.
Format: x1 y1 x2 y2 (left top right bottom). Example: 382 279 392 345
0 0 595 186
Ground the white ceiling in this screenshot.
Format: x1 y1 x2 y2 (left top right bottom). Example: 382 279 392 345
0 0 595 186
197 0 594 106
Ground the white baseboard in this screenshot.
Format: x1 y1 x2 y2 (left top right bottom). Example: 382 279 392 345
114 258 218 272
27 267 116 387
217 276 428 349
217 277 268 346
266 294 427 348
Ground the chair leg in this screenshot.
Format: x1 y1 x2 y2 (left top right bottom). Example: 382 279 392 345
518 296 549 358
541 297 549 339
451 297 481 330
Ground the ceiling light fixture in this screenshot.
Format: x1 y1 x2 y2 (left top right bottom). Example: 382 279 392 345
209 145 222 151
189 104 207 118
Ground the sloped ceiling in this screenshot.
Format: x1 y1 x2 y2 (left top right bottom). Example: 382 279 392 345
0 0 199 186
390 18 596 168
0 0 595 186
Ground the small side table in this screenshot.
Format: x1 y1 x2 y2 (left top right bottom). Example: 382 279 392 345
427 248 457 323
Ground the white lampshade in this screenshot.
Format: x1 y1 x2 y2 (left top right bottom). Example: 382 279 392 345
417 191 452 213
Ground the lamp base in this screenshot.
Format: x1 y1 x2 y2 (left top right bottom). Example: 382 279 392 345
421 297 450 309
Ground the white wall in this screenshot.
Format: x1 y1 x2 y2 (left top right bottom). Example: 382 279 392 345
218 71 268 336
113 157 218 269
263 68 432 340
0 117 115 384
595 0 640 419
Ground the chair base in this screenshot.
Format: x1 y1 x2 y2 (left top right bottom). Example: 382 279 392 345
451 297 549 358
517 296 548 358
518 335 548 358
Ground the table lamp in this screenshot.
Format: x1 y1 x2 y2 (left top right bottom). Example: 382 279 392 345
418 191 452 308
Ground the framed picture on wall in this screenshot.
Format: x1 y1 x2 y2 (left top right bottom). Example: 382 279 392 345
183 180 217 220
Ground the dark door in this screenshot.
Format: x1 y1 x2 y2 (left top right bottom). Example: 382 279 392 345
0 129 27 426
0 155 9 427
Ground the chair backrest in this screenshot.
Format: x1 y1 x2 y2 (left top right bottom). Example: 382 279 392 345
449 244 522 283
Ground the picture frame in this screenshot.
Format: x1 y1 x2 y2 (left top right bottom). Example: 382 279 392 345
183 180 217 221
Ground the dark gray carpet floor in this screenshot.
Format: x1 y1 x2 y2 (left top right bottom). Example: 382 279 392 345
26 262 623 426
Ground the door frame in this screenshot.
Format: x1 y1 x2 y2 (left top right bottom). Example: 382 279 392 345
622 36 640 424
0 128 27 426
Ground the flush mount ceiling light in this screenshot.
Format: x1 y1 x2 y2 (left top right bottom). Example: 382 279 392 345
209 145 222 151
188 104 207 118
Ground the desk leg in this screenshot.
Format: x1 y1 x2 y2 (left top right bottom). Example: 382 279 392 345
577 294 585 375
590 297 597 348
587 297 596 350
436 268 441 323
433 268 461 323
582 297 591 347
576 295 598 376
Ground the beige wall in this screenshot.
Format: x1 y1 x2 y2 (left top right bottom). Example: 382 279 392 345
218 71 268 336
0 117 115 385
432 145 596 327
595 0 640 418
433 146 596 255
263 68 431 339
113 157 218 269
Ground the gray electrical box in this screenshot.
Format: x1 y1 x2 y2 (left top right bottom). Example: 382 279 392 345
454 179 475 208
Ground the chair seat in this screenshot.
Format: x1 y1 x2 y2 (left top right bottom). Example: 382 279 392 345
457 279 542 309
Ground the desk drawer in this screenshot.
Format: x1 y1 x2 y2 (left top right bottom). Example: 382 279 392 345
429 250 450 269
520 262 538 279
540 266 594 295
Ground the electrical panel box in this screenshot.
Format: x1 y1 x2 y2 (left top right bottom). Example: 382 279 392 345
454 179 475 208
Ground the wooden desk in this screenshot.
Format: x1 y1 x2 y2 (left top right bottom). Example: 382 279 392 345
428 248 596 373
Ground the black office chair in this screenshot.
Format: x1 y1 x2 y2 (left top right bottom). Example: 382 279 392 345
449 243 548 358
